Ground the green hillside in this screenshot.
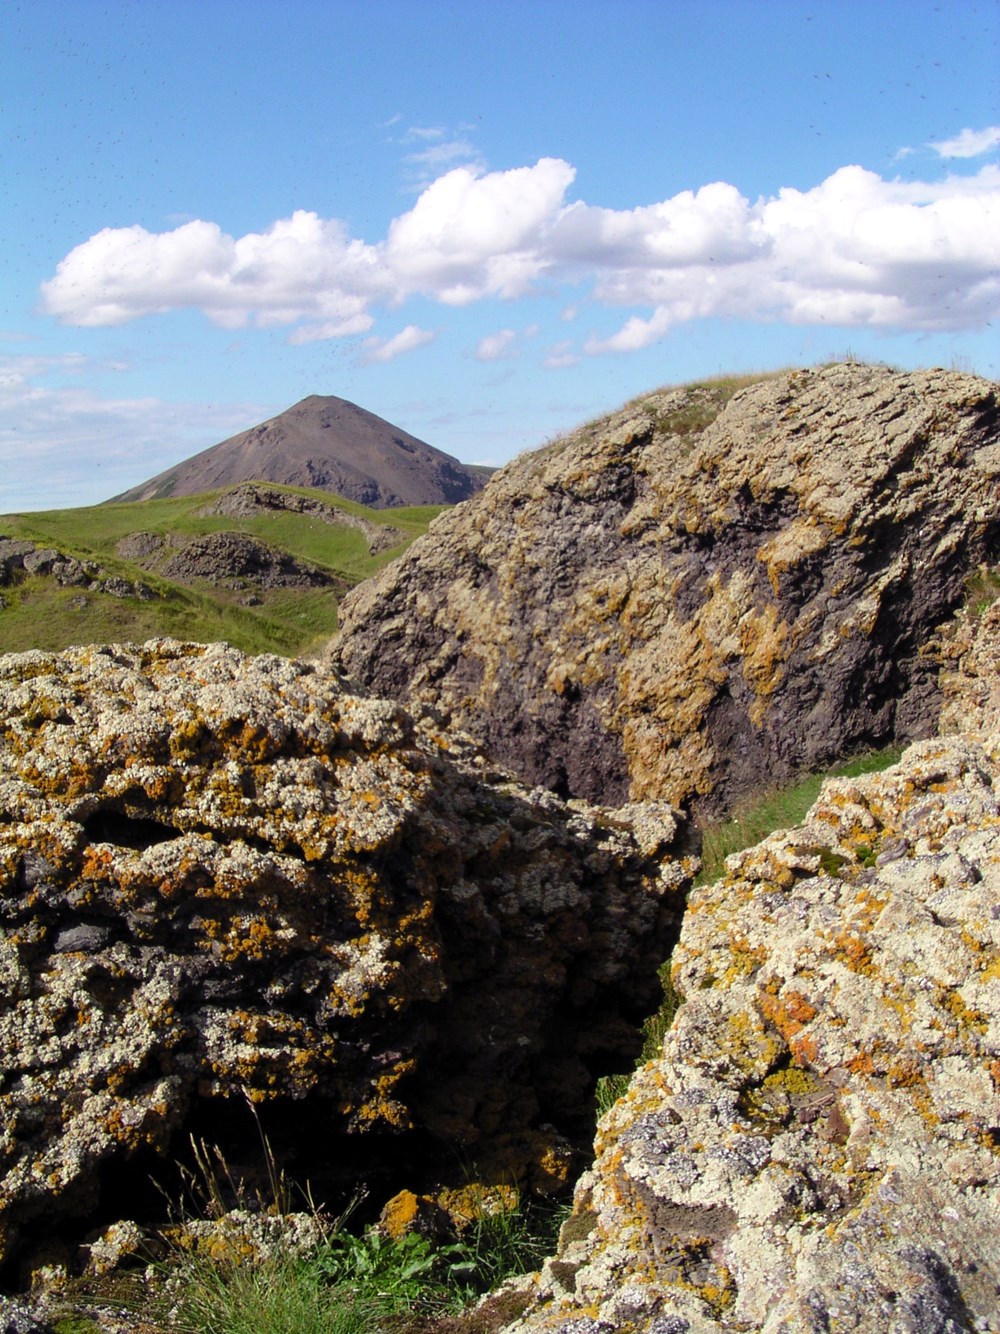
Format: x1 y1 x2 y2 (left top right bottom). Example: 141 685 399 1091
0 483 442 658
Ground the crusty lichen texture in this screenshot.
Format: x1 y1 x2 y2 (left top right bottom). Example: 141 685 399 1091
332 364 999 816
497 611 1000 1333
0 640 689 1264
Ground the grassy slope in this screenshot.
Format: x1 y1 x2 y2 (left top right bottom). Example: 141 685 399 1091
0 485 442 658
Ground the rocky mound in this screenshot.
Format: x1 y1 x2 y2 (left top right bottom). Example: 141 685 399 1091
198 482 405 555
0 640 689 1268
156 531 342 591
110 395 492 508
491 606 1000 1332
330 365 999 817
0 538 153 603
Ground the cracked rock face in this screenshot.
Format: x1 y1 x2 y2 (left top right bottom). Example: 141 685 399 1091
0 640 689 1265
330 365 999 816
497 605 1000 1333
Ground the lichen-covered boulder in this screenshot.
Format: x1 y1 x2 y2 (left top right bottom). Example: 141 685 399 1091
330 364 999 816
938 597 1000 746
496 721 1000 1332
0 640 689 1264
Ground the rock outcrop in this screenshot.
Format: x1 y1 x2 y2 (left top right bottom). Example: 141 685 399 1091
197 482 405 555
488 604 1000 1333
0 538 153 603
0 640 689 1267
330 365 999 817
156 531 343 591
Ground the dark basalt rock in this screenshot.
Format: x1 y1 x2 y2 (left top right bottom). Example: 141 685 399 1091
330 365 999 817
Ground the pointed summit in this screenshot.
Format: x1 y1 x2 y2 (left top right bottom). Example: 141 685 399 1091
110 395 492 507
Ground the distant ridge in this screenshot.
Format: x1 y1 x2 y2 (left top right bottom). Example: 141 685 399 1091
109 395 493 508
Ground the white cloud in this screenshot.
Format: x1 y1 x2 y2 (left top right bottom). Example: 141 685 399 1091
40 156 1000 352
362 325 435 364
543 340 580 370
551 181 765 269
476 329 518 362
929 126 1000 159
0 352 270 511
584 310 674 355
384 158 576 302
41 212 387 333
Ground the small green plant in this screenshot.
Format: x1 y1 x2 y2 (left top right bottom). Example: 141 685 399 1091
594 971 683 1118
159 1110 563 1334
964 566 1000 618
168 1198 564 1334
695 744 903 887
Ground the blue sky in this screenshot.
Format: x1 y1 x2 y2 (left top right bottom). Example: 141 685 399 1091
2 0 998 512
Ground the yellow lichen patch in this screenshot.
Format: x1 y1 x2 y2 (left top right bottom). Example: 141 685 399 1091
720 1008 785 1077
719 933 768 983
758 518 831 597
169 718 210 761
379 1188 423 1238
738 601 791 726
938 987 990 1037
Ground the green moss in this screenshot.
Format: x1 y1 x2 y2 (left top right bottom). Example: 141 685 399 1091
817 847 848 877
964 566 1000 618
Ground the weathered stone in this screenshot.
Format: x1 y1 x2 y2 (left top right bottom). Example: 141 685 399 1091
0 542 36 587
497 723 1000 1330
20 551 59 578
938 597 1000 746
330 365 999 817
0 640 689 1266
157 530 346 591
198 482 406 556
0 1298 50 1334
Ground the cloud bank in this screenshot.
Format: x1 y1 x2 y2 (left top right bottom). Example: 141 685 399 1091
0 352 269 511
41 153 1000 354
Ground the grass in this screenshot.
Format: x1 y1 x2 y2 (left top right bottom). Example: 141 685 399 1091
163 1195 563 1334
124 1108 565 1334
964 565 1000 618
695 744 905 887
0 484 440 657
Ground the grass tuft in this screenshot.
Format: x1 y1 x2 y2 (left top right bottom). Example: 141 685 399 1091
695 744 904 888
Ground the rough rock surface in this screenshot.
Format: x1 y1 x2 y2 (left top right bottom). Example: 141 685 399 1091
156 530 344 591
331 365 999 816
494 606 1000 1333
197 482 405 555
0 539 150 602
938 599 1000 745
0 640 688 1266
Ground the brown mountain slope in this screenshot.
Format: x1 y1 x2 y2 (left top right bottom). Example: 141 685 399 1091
329 363 999 816
110 395 492 508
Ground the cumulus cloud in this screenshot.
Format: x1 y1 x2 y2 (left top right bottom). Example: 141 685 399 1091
585 310 674 355
41 211 386 335
362 325 435 364
384 158 576 302
476 329 518 361
929 126 1000 159
41 154 1000 351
